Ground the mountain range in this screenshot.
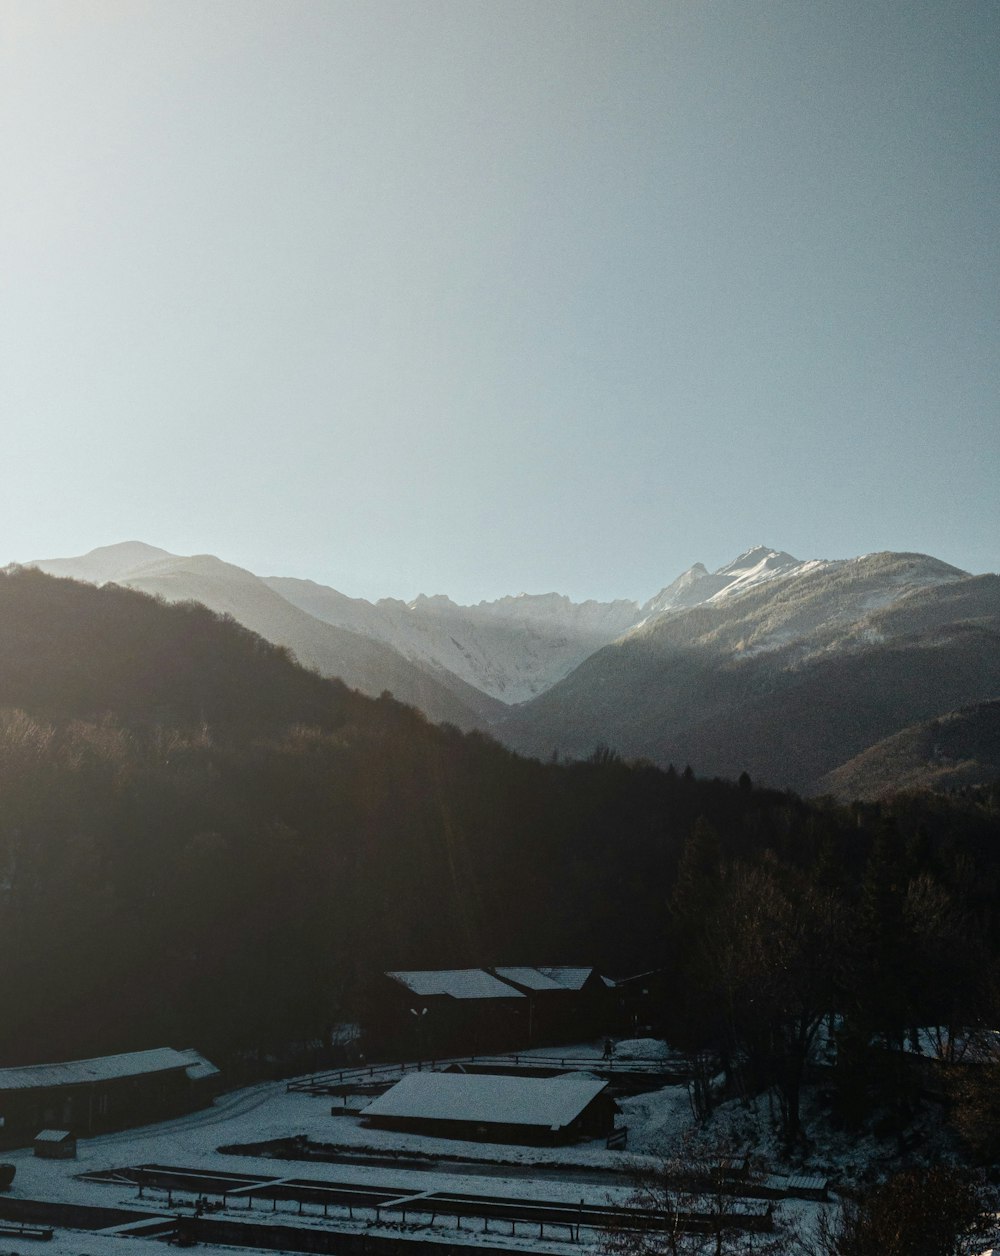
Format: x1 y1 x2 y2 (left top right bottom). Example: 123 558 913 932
26 541 1000 798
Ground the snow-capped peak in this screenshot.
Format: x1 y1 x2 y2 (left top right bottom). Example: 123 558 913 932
706 547 811 601
713 546 800 577
638 547 830 621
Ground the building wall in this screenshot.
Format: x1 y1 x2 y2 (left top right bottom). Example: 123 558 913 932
364 1092 614 1146
366 980 528 1058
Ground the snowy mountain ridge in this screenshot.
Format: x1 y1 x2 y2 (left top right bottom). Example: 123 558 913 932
269 546 856 701
637 546 833 621
24 542 972 708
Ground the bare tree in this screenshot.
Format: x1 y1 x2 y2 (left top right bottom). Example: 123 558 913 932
701 862 845 1146
805 1167 995 1256
601 1135 790 1256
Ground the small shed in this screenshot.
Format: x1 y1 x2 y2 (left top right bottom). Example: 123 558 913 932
361 1070 614 1145
33 1129 76 1159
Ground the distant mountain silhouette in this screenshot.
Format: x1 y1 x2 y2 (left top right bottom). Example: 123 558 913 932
29 544 500 729
29 542 1000 796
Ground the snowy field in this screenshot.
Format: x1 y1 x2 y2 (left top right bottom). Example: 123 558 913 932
0 1041 853 1254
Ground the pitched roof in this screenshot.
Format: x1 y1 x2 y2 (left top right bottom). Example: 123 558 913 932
491 967 566 992
386 970 525 1000
176 1048 221 1081
537 966 603 990
0 1047 217 1091
362 1070 607 1129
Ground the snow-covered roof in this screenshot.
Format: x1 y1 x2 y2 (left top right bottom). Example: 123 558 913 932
491 967 566 992
361 1071 607 1129
386 970 525 1000
537 967 602 991
0 1048 217 1091
34 1129 73 1142
176 1048 221 1082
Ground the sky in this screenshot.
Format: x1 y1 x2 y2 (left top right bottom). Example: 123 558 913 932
2 0 997 604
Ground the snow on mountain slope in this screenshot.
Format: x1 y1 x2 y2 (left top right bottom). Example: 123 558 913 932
27 542 977 728
626 551 968 660
33 544 857 707
498 552 989 790
268 549 871 704
639 548 833 619
268 578 639 703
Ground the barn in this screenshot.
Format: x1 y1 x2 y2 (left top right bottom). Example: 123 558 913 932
535 967 615 1039
488 968 575 1045
373 970 527 1056
360 1070 614 1144
367 965 620 1056
0 1047 219 1147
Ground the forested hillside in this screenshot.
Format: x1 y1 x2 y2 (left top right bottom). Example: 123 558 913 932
817 701 1000 800
501 561 1000 792
1 566 1000 1154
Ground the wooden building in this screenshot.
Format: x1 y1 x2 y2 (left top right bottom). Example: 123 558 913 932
612 968 670 1037
367 966 618 1056
373 970 527 1057
488 968 577 1046
535 967 615 1040
361 1070 614 1145
0 1047 220 1148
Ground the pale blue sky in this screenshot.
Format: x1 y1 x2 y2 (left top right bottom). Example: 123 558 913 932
2 1 997 602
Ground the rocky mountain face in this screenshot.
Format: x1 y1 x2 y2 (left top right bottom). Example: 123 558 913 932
27 542 1000 796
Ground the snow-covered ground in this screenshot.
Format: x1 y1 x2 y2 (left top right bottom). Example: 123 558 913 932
0 1041 816 1254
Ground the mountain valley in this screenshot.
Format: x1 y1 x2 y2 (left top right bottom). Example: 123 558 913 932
27 541 1000 797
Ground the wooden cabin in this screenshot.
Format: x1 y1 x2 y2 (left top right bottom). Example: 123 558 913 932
361 1070 615 1145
